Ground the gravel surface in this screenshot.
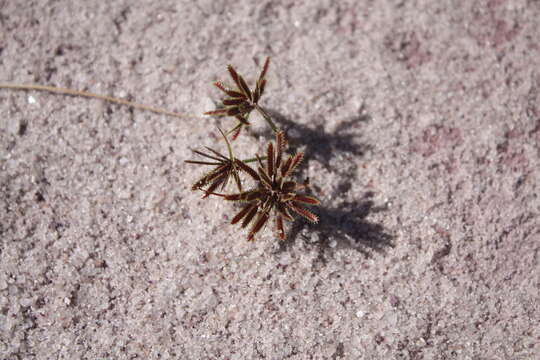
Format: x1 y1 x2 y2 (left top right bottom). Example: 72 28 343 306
1 1 538 359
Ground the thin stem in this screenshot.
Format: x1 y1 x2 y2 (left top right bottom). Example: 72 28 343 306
227 122 243 135
192 150 224 162
0 83 201 119
217 126 234 160
254 104 278 133
184 160 222 165
242 156 266 163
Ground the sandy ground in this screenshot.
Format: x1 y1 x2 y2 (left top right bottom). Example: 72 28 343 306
1 1 539 359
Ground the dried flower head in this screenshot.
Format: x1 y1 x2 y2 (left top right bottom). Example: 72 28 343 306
216 131 320 241
204 57 277 139
185 128 259 197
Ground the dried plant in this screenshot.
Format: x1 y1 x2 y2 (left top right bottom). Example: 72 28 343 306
204 57 277 139
187 58 321 242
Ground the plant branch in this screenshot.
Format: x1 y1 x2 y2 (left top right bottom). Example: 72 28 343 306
254 104 277 132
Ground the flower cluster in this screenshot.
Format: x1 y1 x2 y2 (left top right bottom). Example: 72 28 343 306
187 58 319 241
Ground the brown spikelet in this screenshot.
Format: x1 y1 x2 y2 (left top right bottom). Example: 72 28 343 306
241 204 259 228
254 57 270 102
202 172 229 198
259 57 270 83
224 190 263 202
190 164 227 189
276 216 285 240
223 98 246 106
230 124 243 140
248 211 270 241
267 142 274 178
292 195 320 205
204 109 228 116
231 203 256 225
281 157 292 177
234 159 260 181
287 202 319 223
287 152 304 177
227 65 252 101
213 82 244 98
226 107 243 117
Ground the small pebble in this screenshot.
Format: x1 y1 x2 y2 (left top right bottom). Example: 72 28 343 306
389 294 400 307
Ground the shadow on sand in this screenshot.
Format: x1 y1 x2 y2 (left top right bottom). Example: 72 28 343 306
253 108 372 172
277 192 394 261
256 108 395 259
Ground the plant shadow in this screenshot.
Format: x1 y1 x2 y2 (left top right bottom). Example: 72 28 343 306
251 107 396 259
252 107 372 173
276 191 394 259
